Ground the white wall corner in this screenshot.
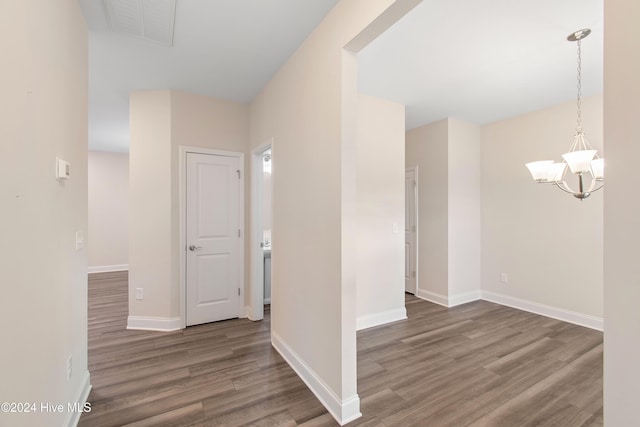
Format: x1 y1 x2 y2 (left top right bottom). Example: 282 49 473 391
448 290 481 307
271 332 361 425
416 289 449 307
339 395 363 426
126 316 182 332
356 307 407 331
88 264 129 274
64 370 91 427
481 290 603 331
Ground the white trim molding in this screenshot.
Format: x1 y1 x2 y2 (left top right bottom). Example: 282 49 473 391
245 305 256 321
250 139 273 322
416 289 449 307
416 289 481 308
357 307 407 331
64 370 91 427
481 290 603 331
449 290 481 307
416 288 601 330
127 316 182 332
88 264 128 274
271 332 361 426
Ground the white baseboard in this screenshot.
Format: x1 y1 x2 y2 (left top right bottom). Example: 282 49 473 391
127 316 182 332
415 288 602 331
449 290 481 307
245 306 255 320
416 289 448 307
416 288 481 308
88 264 128 274
271 332 361 426
357 307 407 331
65 370 91 427
481 290 603 331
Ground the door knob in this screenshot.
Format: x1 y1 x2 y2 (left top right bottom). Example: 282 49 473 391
189 245 202 251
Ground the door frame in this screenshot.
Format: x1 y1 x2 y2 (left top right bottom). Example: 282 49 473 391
179 146 245 329
249 139 273 321
406 166 419 296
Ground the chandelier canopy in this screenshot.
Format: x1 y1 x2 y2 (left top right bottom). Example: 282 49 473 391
525 29 603 200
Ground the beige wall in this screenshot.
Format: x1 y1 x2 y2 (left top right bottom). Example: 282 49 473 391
603 0 640 423
482 95 603 319
356 94 406 330
88 151 129 270
406 120 450 299
170 91 250 317
249 0 420 421
129 90 249 322
406 118 482 305
448 119 482 300
129 91 173 319
0 1 89 426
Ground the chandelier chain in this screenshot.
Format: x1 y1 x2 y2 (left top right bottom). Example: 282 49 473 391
576 38 582 133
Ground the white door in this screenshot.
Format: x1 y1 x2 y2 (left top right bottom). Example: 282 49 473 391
405 168 417 294
186 152 241 326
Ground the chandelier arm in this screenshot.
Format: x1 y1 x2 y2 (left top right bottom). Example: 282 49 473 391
589 182 605 193
585 175 605 192
553 181 577 194
570 134 580 152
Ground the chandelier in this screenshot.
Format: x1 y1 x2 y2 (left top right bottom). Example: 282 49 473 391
525 28 604 200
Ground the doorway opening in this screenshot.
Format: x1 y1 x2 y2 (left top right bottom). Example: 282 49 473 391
250 140 273 321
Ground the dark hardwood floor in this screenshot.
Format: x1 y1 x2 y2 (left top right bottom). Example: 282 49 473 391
79 271 602 426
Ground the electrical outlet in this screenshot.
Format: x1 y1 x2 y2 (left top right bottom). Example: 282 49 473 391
67 355 72 381
500 272 509 283
136 288 143 300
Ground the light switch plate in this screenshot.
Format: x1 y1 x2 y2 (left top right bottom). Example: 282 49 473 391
56 158 70 181
75 231 85 251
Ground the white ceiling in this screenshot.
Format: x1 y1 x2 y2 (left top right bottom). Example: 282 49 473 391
358 0 603 130
80 0 603 152
80 0 341 152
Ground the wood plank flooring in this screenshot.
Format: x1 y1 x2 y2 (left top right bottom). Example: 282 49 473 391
79 271 602 426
